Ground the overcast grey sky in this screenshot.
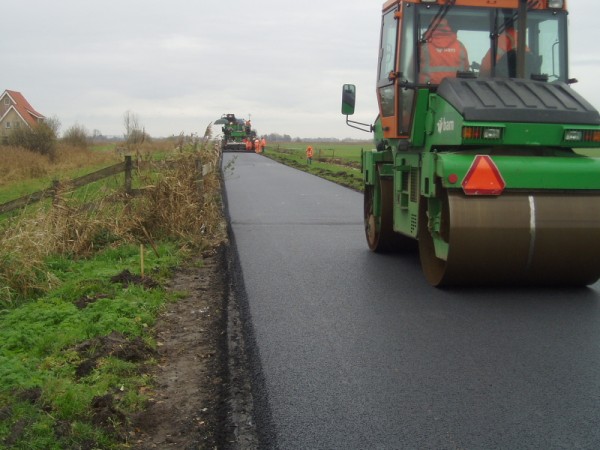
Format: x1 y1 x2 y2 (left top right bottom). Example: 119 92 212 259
3 1 600 139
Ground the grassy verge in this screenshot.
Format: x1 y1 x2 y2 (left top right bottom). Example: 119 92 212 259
0 133 224 449
0 243 181 448
263 143 368 192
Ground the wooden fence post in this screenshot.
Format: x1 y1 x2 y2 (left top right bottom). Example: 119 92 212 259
124 155 132 195
51 179 61 207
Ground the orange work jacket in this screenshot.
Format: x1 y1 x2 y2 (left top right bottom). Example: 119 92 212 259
306 146 313 158
479 28 518 77
419 24 469 84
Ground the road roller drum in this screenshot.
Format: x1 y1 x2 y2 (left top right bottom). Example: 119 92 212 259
419 191 600 286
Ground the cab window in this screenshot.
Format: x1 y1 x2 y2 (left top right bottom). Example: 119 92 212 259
378 9 398 117
411 6 567 82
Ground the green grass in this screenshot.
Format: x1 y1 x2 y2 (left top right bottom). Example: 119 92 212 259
280 142 371 163
0 243 183 449
0 136 221 448
0 163 120 206
90 143 119 152
264 142 369 191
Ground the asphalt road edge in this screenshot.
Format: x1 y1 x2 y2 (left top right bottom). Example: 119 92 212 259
221 161 278 449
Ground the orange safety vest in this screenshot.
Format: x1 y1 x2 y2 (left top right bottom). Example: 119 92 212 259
420 24 469 84
245 139 252 151
254 139 260 153
479 28 517 77
306 146 313 158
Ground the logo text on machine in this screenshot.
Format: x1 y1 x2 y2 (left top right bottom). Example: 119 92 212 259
437 117 455 133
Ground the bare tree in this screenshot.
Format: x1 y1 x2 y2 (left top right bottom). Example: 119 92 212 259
123 110 139 137
123 110 149 147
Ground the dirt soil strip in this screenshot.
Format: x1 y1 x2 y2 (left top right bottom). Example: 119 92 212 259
129 244 259 449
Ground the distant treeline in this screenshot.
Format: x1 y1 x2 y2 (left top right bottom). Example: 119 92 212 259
91 133 369 144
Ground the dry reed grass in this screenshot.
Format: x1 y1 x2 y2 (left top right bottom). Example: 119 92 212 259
0 144 121 186
0 129 225 306
137 132 225 245
0 146 52 183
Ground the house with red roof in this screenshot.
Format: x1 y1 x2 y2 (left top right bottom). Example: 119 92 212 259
0 90 45 142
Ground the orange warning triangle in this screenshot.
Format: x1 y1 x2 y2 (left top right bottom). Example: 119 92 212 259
461 155 505 195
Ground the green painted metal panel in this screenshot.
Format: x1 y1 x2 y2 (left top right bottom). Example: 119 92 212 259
435 153 600 190
420 152 437 198
363 150 375 185
423 94 600 149
379 163 394 177
410 89 430 147
423 95 465 148
362 150 393 185
393 153 421 238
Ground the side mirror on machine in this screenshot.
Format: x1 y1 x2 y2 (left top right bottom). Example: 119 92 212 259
341 84 356 116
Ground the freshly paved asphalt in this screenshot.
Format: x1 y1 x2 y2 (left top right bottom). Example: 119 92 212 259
223 152 600 449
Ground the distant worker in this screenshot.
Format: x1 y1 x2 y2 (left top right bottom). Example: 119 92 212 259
254 138 261 153
419 18 469 84
261 137 267 154
306 145 314 164
245 138 252 151
245 120 251 134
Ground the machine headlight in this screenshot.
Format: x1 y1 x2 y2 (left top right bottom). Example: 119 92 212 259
483 128 502 140
548 0 564 9
564 129 600 143
564 130 583 142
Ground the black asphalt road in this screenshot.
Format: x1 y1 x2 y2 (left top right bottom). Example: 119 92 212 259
223 152 600 449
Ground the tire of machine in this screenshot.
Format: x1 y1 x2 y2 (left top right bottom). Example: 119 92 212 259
364 171 416 253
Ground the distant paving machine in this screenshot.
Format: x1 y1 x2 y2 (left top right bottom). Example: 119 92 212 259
215 113 257 151
342 0 600 286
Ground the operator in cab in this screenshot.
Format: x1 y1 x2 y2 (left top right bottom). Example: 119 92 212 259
479 11 524 78
419 18 470 84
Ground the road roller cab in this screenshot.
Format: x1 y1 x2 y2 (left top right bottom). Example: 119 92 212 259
342 0 600 286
